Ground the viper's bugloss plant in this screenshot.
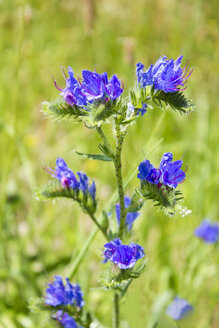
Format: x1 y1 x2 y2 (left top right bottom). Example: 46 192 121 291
34 54 197 328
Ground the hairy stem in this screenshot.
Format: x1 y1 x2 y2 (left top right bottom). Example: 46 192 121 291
113 292 120 328
114 121 126 239
96 126 113 151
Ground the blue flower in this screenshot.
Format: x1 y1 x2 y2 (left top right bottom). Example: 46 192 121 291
55 311 78 328
77 172 89 193
137 160 161 185
45 276 85 308
88 181 96 200
103 238 145 269
51 157 80 189
136 62 154 87
137 159 154 181
166 297 193 320
54 67 123 108
136 55 193 93
136 103 147 116
81 70 106 103
48 158 96 201
127 102 147 117
194 219 219 244
54 67 87 107
115 196 140 231
159 152 173 170
137 153 186 189
105 74 123 100
146 168 162 184
160 153 186 189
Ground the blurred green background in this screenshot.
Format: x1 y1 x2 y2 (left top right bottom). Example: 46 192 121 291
1 0 219 327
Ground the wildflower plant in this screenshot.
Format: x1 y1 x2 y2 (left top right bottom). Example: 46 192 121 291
35 55 195 327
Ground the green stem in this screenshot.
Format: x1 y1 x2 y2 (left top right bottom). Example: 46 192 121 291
96 126 113 152
114 121 126 239
68 227 98 279
113 292 120 328
87 210 109 241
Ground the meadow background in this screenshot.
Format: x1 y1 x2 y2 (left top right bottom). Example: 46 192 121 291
1 0 219 327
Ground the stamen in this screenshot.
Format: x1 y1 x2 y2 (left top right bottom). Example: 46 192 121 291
52 76 63 92
43 164 56 176
60 65 68 80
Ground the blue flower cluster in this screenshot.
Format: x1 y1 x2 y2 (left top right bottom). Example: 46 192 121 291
166 296 193 321
50 157 96 200
115 196 140 231
194 219 219 244
103 238 145 269
45 276 84 328
45 276 84 307
54 67 123 108
136 55 193 93
138 152 186 189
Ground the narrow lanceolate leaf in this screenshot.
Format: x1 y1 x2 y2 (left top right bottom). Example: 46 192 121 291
73 150 113 162
152 90 195 114
41 97 88 121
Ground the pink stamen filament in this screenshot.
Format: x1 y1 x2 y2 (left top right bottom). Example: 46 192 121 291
52 76 63 92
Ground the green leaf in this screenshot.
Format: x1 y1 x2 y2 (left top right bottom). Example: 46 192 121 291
41 97 87 121
73 149 113 162
152 90 195 114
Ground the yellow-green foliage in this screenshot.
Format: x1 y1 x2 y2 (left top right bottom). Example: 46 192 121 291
1 0 219 327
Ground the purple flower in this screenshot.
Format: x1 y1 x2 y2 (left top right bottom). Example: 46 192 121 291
115 196 140 231
105 74 124 100
194 219 219 244
55 311 78 328
146 168 162 184
45 276 85 308
51 157 80 190
127 102 147 117
81 70 106 103
88 181 96 200
137 159 154 181
166 297 193 320
54 67 87 107
160 153 186 189
137 153 186 189
54 67 123 108
47 158 96 201
137 160 161 185
136 62 154 87
136 103 147 116
159 152 173 170
77 172 89 193
136 55 193 93
103 238 145 269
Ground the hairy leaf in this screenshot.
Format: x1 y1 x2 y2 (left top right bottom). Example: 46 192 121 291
41 97 87 121
73 149 113 162
152 90 195 114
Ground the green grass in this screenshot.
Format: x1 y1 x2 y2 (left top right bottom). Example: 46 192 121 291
1 0 219 327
